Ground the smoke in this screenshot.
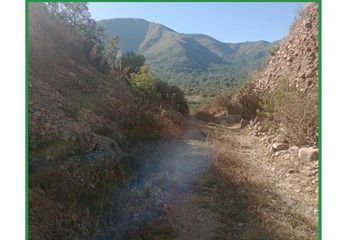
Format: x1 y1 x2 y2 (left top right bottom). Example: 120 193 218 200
98 127 212 238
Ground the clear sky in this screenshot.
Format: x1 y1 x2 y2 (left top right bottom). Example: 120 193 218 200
88 2 304 43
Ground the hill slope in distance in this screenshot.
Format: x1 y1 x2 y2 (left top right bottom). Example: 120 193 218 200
99 18 275 97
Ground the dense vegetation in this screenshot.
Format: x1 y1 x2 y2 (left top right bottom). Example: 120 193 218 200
208 73 318 146
98 18 274 97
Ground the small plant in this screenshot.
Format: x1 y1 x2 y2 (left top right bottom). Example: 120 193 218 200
210 95 232 113
229 79 261 121
259 79 318 146
129 65 160 100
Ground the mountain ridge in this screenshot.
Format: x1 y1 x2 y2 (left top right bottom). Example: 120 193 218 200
98 18 275 96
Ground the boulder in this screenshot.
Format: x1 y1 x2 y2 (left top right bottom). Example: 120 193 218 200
271 142 289 153
298 147 318 161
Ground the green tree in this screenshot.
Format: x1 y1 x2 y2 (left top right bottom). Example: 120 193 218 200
43 2 104 45
129 65 159 99
104 36 120 70
120 52 145 75
60 2 91 32
155 80 189 114
83 19 105 44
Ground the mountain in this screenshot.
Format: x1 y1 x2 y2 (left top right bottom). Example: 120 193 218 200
98 18 275 97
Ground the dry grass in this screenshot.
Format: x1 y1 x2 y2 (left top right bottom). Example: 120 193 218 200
201 124 318 240
193 111 218 123
260 80 318 146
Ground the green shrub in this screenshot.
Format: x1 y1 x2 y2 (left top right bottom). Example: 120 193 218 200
258 79 293 129
229 79 261 121
155 79 189 114
129 65 160 100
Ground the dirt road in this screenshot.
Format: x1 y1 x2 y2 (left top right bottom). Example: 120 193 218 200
108 122 318 240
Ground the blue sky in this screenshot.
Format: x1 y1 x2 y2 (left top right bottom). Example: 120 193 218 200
89 2 304 43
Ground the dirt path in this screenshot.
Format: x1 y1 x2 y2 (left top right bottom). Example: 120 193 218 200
105 124 221 239
112 122 317 239
197 122 318 240
145 126 221 240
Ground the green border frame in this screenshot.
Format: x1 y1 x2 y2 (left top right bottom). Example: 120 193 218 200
25 0 322 239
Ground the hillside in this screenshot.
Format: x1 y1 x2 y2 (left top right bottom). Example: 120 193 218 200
256 3 318 92
98 18 274 96
28 4 188 239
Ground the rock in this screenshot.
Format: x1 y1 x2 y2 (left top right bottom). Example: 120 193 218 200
240 119 248 129
305 68 316 78
303 19 312 28
300 72 306 79
289 146 299 152
281 195 296 207
271 142 289 153
306 169 318 177
288 146 299 156
288 169 295 174
272 133 289 144
253 121 261 130
272 151 283 157
298 147 318 161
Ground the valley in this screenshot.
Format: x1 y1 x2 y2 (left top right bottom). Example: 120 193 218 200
28 2 319 240
98 18 274 98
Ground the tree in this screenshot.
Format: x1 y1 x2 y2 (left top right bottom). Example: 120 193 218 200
104 36 120 70
60 2 91 33
120 52 145 75
43 2 104 45
155 80 189 114
129 65 159 100
83 19 104 44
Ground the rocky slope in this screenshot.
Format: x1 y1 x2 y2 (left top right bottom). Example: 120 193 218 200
256 3 318 92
